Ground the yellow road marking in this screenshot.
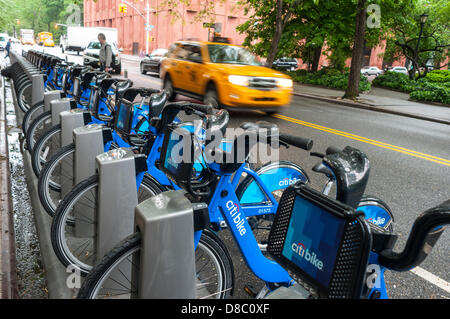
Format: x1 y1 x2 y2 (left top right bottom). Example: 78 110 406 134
272 113 450 167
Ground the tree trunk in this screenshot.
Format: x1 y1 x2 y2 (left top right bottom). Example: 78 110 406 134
311 45 323 72
344 0 367 99
266 0 285 68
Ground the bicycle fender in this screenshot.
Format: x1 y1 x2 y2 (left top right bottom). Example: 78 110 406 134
236 161 310 205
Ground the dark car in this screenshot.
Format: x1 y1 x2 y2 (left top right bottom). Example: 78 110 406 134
272 58 298 71
140 48 168 77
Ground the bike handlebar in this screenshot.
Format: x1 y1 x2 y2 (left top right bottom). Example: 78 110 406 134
378 199 450 272
159 102 218 131
279 133 313 151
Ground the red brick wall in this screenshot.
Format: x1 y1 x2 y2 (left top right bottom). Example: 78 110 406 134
84 0 250 55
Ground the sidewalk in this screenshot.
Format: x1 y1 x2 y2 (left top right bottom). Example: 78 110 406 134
0 68 18 299
292 83 450 125
120 53 143 63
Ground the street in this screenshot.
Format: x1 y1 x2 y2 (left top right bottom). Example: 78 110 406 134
15 45 450 298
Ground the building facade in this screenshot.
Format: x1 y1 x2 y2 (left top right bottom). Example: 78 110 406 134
84 0 420 71
84 0 249 55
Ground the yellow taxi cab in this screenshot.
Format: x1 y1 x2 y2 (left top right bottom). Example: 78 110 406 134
160 39 293 114
38 32 55 47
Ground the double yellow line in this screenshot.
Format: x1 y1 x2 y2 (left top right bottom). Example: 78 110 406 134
272 113 450 167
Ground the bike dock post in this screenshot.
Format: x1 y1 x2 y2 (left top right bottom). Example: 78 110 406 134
72 124 112 237
43 91 61 112
30 74 45 107
58 109 92 198
95 148 145 258
134 191 196 298
73 124 112 184
49 98 74 127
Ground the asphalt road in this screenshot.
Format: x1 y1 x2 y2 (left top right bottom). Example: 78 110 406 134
22 45 450 299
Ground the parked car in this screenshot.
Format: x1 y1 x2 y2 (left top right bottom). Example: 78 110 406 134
273 57 298 71
140 48 168 77
83 41 122 74
161 40 293 114
0 33 9 51
391 66 409 76
361 66 383 76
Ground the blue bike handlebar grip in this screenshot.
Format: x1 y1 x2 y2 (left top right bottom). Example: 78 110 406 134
326 146 341 155
279 134 313 151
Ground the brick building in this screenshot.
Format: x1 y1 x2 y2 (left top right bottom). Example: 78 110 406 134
84 0 249 55
84 0 414 70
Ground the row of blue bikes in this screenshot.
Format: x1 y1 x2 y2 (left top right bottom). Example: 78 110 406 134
5 49 449 299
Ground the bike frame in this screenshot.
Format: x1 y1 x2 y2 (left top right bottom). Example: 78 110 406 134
194 168 293 284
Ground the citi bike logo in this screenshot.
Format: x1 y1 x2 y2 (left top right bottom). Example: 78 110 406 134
367 217 386 226
291 243 324 271
279 177 298 187
226 201 246 236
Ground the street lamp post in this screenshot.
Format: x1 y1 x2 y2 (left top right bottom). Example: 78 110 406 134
412 12 428 76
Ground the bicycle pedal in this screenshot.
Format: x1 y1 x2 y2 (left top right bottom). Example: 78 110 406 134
243 285 257 298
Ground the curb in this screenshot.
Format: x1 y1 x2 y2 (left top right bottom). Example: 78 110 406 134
0 72 18 299
292 91 450 126
8 79 77 299
22 152 78 299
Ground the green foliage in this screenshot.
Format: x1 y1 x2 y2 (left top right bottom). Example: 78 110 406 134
0 0 82 41
425 70 450 83
409 84 450 104
287 68 371 92
373 71 450 104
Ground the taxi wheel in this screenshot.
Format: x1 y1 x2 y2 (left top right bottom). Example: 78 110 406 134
163 76 176 101
204 84 221 108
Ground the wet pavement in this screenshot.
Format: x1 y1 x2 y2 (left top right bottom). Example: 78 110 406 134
4 78 47 299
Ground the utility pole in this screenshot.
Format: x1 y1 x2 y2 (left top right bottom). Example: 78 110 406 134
120 0 155 55
146 1 150 55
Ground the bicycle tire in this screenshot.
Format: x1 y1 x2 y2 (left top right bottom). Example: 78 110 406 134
22 102 45 136
51 174 166 275
26 111 51 153
17 81 32 113
31 124 61 177
38 143 75 216
77 229 234 299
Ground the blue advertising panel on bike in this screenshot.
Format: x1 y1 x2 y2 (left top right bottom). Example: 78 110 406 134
116 102 130 132
281 195 346 288
163 127 191 177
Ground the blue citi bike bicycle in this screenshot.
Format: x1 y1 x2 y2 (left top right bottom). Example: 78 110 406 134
37 80 165 217
75 104 398 299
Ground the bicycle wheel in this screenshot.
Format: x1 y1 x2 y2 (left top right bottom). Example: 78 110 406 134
38 144 75 217
17 81 32 113
31 125 62 177
77 229 234 299
26 111 51 153
51 174 166 275
236 161 309 253
22 102 45 136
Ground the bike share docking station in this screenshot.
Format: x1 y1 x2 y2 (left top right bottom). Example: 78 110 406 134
134 191 200 299
84 147 202 298
71 124 113 238
58 109 95 197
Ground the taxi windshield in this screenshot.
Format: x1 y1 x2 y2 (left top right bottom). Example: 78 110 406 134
207 45 261 66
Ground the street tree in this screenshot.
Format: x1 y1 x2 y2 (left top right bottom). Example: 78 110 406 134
344 0 368 100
